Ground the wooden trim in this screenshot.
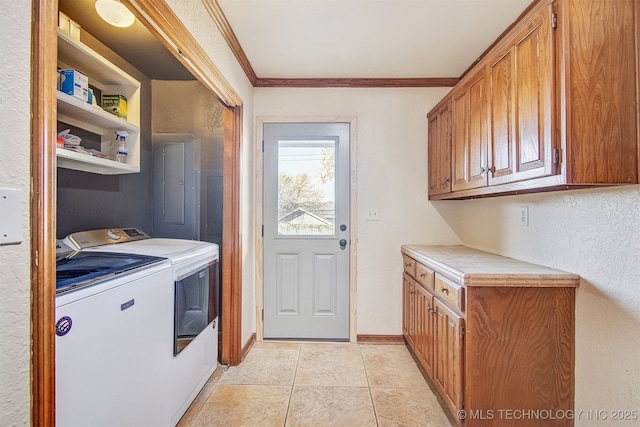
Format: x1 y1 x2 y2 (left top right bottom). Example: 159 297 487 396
221 106 243 366
254 77 459 88
31 0 58 425
240 333 257 361
201 0 257 85
636 0 640 183
125 0 243 107
357 335 405 344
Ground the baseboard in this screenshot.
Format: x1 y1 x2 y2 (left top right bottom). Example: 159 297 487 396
356 334 405 344
240 333 256 361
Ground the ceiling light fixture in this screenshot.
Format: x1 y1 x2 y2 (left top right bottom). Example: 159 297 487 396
95 0 135 28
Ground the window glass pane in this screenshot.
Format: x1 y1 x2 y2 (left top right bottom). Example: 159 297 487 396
277 140 335 236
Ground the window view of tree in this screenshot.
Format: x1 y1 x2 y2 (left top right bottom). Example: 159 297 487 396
278 142 336 235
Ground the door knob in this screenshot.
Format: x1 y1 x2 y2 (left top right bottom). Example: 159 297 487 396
339 239 347 250
340 224 347 232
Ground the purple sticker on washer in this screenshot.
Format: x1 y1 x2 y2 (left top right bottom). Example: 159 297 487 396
56 316 72 336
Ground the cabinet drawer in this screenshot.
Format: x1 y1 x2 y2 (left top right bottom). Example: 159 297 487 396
435 275 465 312
415 262 434 290
402 255 416 277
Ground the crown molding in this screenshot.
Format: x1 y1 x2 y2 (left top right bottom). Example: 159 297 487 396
202 0 258 85
254 77 460 88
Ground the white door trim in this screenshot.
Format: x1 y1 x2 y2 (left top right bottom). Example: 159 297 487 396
255 116 358 342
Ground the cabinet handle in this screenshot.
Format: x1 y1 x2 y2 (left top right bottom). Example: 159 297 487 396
440 286 449 294
405 263 411 268
428 307 434 314
419 273 425 278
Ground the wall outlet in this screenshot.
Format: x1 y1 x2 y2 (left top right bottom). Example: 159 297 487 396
519 206 529 227
366 208 380 221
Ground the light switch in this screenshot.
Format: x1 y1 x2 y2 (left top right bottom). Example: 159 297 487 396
0 188 24 245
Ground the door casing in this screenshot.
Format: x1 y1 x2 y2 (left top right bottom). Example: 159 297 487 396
255 116 358 342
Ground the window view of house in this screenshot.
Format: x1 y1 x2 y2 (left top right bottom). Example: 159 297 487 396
277 140 336 236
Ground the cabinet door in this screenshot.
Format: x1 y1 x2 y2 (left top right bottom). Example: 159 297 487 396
415 284 435 378
488 4 556 185
452 69 489 191
428 100 452 196
433 299 464 416
402 273 415 349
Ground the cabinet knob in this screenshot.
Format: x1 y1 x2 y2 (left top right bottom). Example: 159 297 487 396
419 273 425 278
487 165 496 175
405 263 411 268
440 286 449 294
442 177 450 184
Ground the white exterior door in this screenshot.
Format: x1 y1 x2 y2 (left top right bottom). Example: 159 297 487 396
263 122 350 340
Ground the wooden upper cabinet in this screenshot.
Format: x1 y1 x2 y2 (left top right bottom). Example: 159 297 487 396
427 99 452 196
428 0 639 200
561 0 638 184
451 68 489 191
488 2 555 186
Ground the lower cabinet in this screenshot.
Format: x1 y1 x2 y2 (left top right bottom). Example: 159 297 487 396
401 246 578 426
433 298 464 417
402 273 415 348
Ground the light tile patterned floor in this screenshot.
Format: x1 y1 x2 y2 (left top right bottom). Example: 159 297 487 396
178 342 453 427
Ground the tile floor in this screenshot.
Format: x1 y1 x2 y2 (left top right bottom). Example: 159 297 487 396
178 342 453 427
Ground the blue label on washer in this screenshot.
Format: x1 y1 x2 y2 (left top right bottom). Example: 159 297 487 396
55 316 72 336
121 299 135 311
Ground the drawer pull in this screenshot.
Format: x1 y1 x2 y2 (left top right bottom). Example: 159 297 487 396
405 263 411 267
440 286 449 294
419 273 426 278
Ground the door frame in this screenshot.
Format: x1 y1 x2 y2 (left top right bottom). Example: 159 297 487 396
31 1 244 424
255 116 358 342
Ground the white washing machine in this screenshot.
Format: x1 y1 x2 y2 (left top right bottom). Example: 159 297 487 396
55 242 174 426
64 228 220 426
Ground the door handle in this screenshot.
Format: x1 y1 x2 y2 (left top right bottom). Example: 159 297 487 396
339 239 347 250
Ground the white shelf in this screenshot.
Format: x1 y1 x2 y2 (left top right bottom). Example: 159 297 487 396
57 91 139 133
58 30 139 88
56 148 140 175
57 29 141 175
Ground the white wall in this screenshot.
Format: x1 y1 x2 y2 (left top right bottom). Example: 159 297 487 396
0 2 32 426
254 87 461 335
434 186 640 426
164 0 257 347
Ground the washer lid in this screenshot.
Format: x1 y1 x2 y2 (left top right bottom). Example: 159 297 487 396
56 251 166 295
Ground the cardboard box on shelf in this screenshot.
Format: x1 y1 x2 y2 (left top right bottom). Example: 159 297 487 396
102 94 127 119
59 69 88 102
69 20 81 40
58 12 70 33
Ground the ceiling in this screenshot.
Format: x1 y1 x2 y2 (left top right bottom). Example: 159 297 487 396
217 0 534 79
59 0 534 82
